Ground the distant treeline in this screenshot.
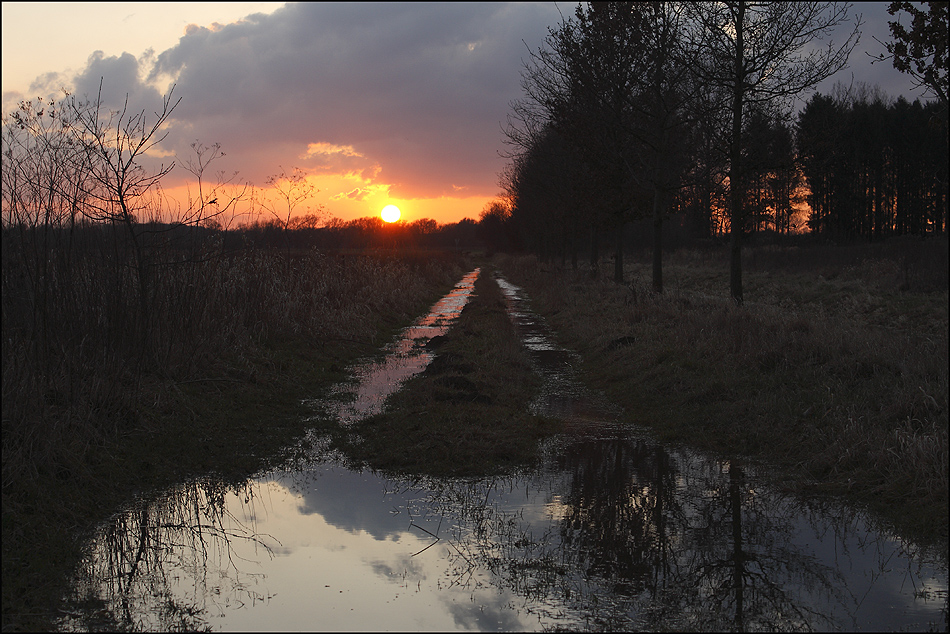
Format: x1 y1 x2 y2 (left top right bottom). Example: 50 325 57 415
233 215 483 251
799 93 948 240
495 2 948 300
497 91 948 258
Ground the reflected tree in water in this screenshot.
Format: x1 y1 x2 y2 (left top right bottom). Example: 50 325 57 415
59 443 946 631
60 478 275 632
643 460 848 631
437 436 863 631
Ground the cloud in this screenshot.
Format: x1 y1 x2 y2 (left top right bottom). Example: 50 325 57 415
331 188 369 202
138 3 562 197
73 50 164 112
329 183 389 202
4 2 925 217
302 142 363 159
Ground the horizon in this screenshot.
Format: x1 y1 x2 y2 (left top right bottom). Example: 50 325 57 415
2 2 930 226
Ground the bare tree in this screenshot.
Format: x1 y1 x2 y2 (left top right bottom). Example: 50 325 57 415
180 140 248 233
506 3 698 289
683 2 861 304
58 81 180 356
262 166 321 232
875 1 948 107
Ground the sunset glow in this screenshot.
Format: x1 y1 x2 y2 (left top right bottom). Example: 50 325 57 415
381 205 401 223
0 3 923 229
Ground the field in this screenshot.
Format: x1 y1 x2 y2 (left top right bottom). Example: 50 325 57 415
3 236 947 630
496 237 949 547
1 246 470 631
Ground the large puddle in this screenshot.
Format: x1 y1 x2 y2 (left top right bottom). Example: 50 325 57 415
59 270 948 631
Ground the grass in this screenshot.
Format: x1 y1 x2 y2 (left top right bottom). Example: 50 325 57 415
495 237 948 549
2 248 469 632
5 237 946 629
329 265 562 477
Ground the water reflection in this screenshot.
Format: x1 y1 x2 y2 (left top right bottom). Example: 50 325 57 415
59 269 948 631
313 268 480 426
61 431 947 632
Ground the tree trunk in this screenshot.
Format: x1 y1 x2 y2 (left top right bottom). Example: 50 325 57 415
614 221 624 284
729 2 746 306
653 188 664 293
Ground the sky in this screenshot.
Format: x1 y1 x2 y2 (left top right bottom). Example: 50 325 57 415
1 2 928 226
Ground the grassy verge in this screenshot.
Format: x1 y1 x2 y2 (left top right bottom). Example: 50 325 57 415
332 266 562 477
2 250 468 632
497 241 948 549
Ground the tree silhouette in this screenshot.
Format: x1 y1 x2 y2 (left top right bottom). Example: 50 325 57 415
879 1 948 107
682 1 860 304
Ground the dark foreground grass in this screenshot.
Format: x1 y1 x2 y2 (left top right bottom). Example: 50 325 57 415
331 266 562 477
2 250 468 632
497 241 948 550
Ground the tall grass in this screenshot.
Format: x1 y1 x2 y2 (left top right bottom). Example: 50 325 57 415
1 229 466 630
2 234 462 488
497 238 948 545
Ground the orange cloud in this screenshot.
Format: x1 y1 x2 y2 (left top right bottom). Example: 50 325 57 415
301 142 364 159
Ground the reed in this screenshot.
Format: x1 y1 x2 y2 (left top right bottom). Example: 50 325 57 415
1 238 467 631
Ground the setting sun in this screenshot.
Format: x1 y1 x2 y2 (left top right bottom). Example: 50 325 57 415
381 204 401 223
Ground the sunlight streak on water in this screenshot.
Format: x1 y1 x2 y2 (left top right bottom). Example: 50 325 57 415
312 268 480 426
58 267 949 632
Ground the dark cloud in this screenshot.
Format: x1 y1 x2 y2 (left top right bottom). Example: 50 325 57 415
10 2 929 204
143 3 561 197
811 2 922 103
73 50 164 112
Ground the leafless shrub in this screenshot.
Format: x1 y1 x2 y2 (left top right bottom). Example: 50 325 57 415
2 87 463 493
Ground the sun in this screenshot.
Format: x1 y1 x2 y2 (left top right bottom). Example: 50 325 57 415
381 205 401 223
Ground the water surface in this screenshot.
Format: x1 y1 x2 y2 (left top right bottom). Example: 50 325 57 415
59 270 948 632
315 268 480 425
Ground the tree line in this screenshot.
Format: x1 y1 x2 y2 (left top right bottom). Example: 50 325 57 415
496 1 948 303
799 89 947 239
233 214 481 251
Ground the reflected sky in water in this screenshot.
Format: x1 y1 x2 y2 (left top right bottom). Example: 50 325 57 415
60 435 948 632
60 270 948 632
314 268 480 426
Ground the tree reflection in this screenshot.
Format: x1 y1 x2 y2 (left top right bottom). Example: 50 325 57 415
437 435 874 631
60 477 274 632
59 436 946 631
555 434 679 598
649 458 848 631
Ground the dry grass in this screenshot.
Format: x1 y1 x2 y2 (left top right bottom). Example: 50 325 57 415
335 265 561 477
2 248 462 484
497 239 948 547
1 245 467 631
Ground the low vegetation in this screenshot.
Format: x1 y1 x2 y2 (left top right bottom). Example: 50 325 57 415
329 266 561 477
1 246 468 631
496 237 948 548
4 231 947 630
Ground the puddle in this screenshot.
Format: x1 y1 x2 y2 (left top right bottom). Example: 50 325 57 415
58 434 948 632
311 268 480 425
495 273 620 426
58 268 949 632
